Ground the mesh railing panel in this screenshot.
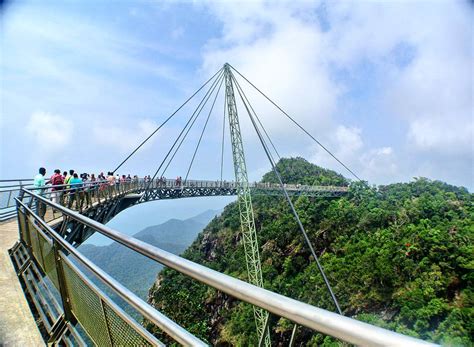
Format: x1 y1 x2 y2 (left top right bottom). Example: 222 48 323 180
18 208 28 243
61 259 157 346
103 301 153 346
38 233 60 290
27 218 43 267
62 261 112 347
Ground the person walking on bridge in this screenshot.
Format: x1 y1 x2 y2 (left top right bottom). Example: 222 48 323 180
81 173 92 208
68 173 83 210
61 171 68 204
98 172 106 199
50 169 64 204
33 167 47 219
65 169 74 187
107 172 115 198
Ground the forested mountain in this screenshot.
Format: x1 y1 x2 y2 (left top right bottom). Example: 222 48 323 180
147 157 473 346
79 210 220 299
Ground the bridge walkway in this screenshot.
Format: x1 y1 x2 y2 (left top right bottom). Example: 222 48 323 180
0 219 44 346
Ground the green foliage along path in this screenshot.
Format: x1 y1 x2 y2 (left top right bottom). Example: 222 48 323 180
146 157 473 346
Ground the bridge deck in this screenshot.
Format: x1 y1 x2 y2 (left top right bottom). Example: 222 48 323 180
0 220 44 346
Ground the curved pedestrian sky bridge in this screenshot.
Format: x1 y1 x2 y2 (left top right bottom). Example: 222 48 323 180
0 65 437 346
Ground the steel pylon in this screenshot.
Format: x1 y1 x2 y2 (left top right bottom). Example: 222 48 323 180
223 64 270 346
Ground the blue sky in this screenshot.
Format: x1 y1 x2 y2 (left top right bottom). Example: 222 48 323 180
1 0 472 193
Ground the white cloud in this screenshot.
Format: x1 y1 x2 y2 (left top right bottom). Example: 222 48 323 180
360 147 398 179
334 125 363 158
408 118 473 154
310 125 361 170
380 3 472 157
198 0 472 188
200 2 338 139
311 126 398 183
26 111 73 152
92 119 158 153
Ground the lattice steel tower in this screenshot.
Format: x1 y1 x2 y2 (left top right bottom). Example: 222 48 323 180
223 64 270 346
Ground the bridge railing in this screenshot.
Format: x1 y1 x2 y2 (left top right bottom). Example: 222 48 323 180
14 188 436 346
1 177 348 222
2 173 348 224
0 179 34 221
14 180 141 224
141 177 349 192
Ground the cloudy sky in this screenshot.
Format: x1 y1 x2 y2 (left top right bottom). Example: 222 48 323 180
1 0 472 190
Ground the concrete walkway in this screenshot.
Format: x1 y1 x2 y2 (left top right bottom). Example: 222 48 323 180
0 219 44 346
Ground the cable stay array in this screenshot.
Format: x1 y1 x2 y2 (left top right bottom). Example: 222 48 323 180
111 63 363 344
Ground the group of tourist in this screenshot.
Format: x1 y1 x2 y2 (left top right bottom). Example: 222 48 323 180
31 167 193 217
143 175 184 186
32 167 139 215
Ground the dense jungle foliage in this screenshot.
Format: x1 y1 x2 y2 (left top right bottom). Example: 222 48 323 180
146 157 473 346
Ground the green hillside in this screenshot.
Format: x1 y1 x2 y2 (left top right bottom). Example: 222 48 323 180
147 157 473 346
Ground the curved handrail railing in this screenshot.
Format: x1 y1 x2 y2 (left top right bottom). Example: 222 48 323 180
0 179 34 221
0 177 348 221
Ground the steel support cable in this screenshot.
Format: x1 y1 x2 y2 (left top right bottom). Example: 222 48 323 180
231 75 281 161
148 70 224 190
163 72 224 179
220 91 227 182
229 64 362 182
141 69 224 199
231 76 278 172
254 110 281 160
160 71 225 179
232 73 343 315
184 75 225 183
112 67 224 174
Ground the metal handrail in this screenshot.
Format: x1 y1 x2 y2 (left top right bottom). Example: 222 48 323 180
2 177 349 192
17 198 206 346
0 178 34 183
25 189 436 346
0 178 34 181
1 177 348 221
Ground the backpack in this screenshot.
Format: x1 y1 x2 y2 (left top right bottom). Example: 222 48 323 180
53 174 63 185
52 174 64 189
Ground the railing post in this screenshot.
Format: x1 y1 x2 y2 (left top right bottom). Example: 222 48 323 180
289 324 298 347
7 190 13 208
98 184 102 204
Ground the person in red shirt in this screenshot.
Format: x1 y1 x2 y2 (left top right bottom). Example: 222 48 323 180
50 169 64 204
